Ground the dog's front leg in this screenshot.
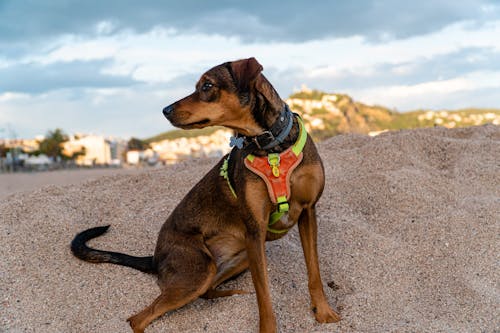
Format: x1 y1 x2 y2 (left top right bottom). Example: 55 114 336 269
245 223 277 333
298 205 341 323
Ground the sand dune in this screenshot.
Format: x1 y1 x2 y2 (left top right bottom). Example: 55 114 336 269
1 125 499 333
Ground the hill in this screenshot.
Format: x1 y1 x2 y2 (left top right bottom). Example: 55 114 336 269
146 89 500 143
144 126 225 143
287 89 500 140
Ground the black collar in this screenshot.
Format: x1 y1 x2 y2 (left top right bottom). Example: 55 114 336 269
230 104 294 152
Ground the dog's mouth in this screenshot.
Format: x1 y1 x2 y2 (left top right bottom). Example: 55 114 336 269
177 118 211 129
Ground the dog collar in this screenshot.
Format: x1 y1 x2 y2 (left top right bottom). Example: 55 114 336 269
230 104 294 151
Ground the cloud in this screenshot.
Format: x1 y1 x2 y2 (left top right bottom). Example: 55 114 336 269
0 0 498 45
0 85 182 138
0 60 136 94
4 19 499 96
352 70 500 110
287 47 500 93
1 1 500 138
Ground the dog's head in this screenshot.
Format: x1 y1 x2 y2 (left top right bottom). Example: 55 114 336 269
163 57 283 137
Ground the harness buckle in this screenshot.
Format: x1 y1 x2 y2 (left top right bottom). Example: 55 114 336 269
267 153 280 177
277 202 289 213
276 195 289 213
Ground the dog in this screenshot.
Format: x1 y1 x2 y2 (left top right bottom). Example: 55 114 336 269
71 57 340 333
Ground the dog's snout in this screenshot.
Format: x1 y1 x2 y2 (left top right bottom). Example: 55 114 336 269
163 104 174 118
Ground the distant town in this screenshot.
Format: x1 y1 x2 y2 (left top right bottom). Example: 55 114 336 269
0 128 234 172
1 88 499 173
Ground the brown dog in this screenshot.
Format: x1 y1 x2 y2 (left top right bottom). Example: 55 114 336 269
71 57 340 333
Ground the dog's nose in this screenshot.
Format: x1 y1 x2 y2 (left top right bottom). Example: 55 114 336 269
163 104 174 118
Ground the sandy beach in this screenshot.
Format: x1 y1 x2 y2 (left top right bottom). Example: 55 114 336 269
1 124 499 333
0 168 144 201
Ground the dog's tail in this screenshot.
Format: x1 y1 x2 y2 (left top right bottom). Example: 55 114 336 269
70 225 156 274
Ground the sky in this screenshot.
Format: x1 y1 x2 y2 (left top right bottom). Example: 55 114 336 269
1 0 500 139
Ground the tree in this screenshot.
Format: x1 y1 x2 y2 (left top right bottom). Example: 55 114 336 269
0 144 6 158
39 128 69 159
127 137 149 151
70 146 86 159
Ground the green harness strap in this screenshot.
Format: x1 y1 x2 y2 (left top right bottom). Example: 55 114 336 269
220 116 307 234
219 156 237 198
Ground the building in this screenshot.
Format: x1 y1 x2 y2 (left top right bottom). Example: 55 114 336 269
63 135 113 166
150 129 232 164
0 138 40 153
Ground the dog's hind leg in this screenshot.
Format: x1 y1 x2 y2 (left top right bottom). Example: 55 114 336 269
201 288 248 299
202 250 249 299
127 244 216 333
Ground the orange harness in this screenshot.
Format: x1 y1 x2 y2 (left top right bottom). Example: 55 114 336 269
220 116 307 234
244 116 307 233
244 148 303 213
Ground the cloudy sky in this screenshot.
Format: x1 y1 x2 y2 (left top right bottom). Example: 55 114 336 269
1 1 500 139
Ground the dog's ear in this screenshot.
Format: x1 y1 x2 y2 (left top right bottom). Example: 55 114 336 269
230 57 263 91
254 74 282 111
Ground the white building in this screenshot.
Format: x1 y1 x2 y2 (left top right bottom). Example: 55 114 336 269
150 129 232 163
63 135 112 166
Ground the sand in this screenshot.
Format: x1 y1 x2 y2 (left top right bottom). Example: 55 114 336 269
1 124 499 333
0 168 143 201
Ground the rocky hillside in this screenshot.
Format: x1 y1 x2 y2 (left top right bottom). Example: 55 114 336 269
287 88 500 140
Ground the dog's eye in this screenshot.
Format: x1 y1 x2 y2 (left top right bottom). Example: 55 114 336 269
201 82 214 92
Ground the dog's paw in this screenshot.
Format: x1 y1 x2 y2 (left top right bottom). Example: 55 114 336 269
127 315 145 333
313 305 341 323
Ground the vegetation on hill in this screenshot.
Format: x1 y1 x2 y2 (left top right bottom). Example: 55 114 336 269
289 89 328 100
144 126 225 143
